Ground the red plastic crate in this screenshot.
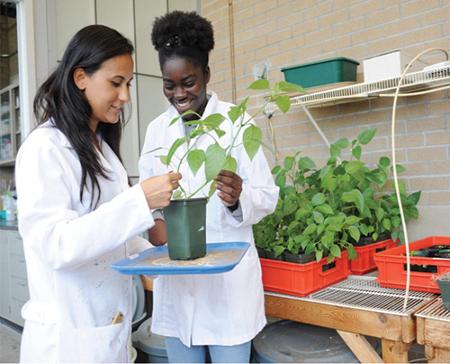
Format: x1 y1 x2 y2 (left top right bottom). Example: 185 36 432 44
260 251 349 297
374 236 450 293
350 239 397 275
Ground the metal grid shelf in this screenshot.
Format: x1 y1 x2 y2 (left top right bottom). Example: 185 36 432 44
415 297 450 323
267 276 436 316
266 64 450 112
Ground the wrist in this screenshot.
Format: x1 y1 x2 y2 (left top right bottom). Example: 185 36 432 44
227 200 240 212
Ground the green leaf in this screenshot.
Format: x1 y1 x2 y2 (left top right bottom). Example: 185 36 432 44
313 211 324 224
316 204 334 215
298 156 316 170
330 244 341 258
352 145 362 159
382 218 392 230
348 225 360 242
208 181 217 198
315 250 323 262
222 155 237 173
275 94 291 113
392 164 406 174
345 160 365 175
358 128 377 145
345 215 360 225
172 189 183 200
379 156 390 168
166 137 186 166
205 143 226 181
284 156 294 170
187 149 205 176
159 155 169 166
303 224 316 235
271 165 282 175
273 245 285 257
248 79 270 90
342 189 365 213
227 98 248 123
277 81 304 93
312 193 326 206
275 172 286 188
347 244 357 260
408 191 421 205
335 138 350 149
243 124 262 160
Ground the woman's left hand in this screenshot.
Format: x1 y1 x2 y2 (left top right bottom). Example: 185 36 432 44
215 170 242 207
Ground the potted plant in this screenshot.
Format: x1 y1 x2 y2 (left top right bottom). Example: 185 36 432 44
158 80 303 260
437 273 450 310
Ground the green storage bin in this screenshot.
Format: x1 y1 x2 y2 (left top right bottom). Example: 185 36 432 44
281 57 359 88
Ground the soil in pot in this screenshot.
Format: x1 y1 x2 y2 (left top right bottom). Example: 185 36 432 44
352 233 391 247
283 251 315 264
164 198 207 260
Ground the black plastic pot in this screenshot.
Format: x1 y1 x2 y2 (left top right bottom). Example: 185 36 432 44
256 247 267 258
164 198 207 260
283 251 315 264
353 233 391 247
265 250 284 261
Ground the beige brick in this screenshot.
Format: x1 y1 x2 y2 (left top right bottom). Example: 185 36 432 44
303 1 334 18
253 0 278 14
350 0 383 18
334 17 365 36
401 0 441 17
409 176 449 191
267 28 292 46
318 8 348 29
421 191 450 206
366 6 401 28
391 134 425 148
407 146 447 162
402 161 450 176
426 131 450 146
322 34 352 52
406 118 446 133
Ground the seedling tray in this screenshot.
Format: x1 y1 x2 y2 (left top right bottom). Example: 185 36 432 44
112 242 250 275
374 236 450 293
350 239 397 275
260 251 349 297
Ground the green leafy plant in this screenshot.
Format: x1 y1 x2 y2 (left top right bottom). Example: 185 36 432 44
254 128 421 262
157 80 303 199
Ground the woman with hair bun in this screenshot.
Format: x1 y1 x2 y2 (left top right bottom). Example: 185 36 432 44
139 11 278 363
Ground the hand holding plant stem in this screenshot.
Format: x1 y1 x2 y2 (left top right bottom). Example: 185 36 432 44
159 80 304 200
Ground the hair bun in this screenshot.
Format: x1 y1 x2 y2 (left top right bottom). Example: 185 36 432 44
152 11 214 53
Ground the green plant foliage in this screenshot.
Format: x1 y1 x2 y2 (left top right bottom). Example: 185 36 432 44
253 128 421 263
160 80 303 199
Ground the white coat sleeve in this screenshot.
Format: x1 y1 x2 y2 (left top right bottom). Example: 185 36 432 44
222 125 279 228
15 139 155 271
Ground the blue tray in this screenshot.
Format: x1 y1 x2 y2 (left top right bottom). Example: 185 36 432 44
112 242 250 275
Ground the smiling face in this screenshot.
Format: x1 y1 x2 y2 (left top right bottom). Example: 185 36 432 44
161 57 210 120
73 53 134 131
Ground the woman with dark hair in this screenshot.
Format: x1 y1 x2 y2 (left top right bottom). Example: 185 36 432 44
15 24 181 363
139 11 278 363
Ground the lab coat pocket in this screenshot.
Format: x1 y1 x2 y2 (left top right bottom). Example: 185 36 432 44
57 321 128 363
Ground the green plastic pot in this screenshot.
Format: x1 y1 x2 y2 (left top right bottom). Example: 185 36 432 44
164 198 207 260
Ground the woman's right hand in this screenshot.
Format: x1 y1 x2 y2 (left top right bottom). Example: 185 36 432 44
140 172 181 209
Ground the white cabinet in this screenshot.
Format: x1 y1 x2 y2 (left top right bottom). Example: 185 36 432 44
0 230 10 320
0 229 29 326
0 84 20 166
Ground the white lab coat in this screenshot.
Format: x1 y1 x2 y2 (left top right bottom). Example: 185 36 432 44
15 121 154 363
139 92 279 346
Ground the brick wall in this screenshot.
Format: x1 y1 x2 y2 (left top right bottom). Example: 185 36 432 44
202 0 450 239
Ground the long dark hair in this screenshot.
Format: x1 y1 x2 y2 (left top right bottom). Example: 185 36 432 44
34 25 134 208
